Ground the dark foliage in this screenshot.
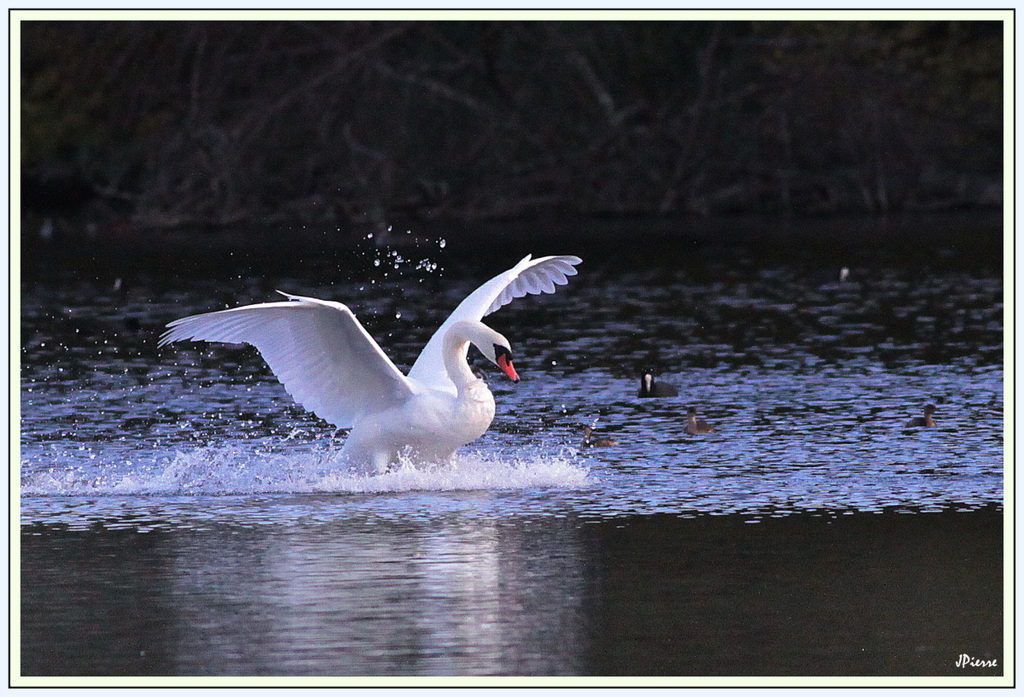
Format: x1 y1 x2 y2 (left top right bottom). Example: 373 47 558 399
21 19 1003 230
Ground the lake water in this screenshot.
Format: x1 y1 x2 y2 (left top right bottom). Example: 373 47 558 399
18 215 1006 681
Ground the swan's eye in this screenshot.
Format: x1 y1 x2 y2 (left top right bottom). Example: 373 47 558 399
493 345 513 362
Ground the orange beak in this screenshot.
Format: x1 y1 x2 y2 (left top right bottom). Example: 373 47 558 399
497 353 520 383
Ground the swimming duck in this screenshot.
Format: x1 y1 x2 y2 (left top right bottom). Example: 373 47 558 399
907 403 937 428
685 406 715 435
581 425 618 447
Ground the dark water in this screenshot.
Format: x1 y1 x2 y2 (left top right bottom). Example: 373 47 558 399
18 216 1005 679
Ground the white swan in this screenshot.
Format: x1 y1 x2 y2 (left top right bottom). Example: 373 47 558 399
159 254 582 473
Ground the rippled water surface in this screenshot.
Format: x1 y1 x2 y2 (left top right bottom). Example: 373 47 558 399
19 216 1005 679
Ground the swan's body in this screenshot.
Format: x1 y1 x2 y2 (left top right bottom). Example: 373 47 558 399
159 254 581 472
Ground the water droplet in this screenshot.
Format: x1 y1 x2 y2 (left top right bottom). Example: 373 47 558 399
438 239 447 249
373 259 381 267
395 311 402 319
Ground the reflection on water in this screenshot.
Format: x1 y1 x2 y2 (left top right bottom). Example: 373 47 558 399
22 516 588 676
18 216 1004 678
164 517 585 676
21 507 1001 677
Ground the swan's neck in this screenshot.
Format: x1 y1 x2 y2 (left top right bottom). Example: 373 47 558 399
442 331 478 393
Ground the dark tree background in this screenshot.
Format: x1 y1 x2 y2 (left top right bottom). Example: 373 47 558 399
20 20 1003 234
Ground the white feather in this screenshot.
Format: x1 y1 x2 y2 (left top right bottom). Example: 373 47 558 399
160 294 413 428
407 254 581 393
160 254 582 470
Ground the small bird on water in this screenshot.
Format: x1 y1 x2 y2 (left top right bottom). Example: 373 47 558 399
907 404 937 428
637 371 679 398
581 425 618 447
685 407 715 435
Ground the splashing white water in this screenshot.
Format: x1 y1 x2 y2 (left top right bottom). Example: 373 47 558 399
21 444 592 497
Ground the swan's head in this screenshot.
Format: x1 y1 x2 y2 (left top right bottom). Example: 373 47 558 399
924 403 937 415
448 320 520 383
491 341 520 383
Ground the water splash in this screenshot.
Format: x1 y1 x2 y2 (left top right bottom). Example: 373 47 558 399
21 444 592 497
354 224 445 288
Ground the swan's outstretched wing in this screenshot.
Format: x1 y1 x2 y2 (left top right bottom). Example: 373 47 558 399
408 254 581 393
159 292 415 428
